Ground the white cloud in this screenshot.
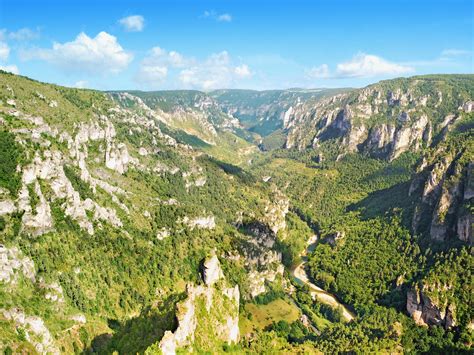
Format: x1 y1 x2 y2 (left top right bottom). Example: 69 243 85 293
306 53 414 81
22 31 133 75
9 28 40 41
177 52 232 90
0 41 19 74
335 53 414 78
135 46 189 85
119 15 145 32
307 64 329 79
203 10 232 22
136 47 251 89
0 42 10 61
217 13 232 22
136 65 168 84
0 27 40 41
178 51 250 90
234 64 251 78
143 47 190 68
0 64 19 74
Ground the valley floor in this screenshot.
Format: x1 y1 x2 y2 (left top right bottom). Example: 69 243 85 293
292 258 355 322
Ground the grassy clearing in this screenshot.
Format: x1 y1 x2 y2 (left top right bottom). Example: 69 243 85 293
239 299 300 335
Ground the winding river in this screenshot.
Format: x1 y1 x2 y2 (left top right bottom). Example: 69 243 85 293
291 237 355 322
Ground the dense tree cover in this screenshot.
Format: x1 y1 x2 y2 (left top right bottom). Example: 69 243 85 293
250 137 472 353
421 247 473 335
237 329 319 354
89 294 182 354
252 151 418 234
277 211 313 267
312 305 472 354
292 283 344 325
268 319 313 343
307 215 421 311
0 130 22 197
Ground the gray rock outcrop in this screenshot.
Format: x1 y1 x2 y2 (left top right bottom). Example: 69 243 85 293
406 287 456 329
159 253 240 355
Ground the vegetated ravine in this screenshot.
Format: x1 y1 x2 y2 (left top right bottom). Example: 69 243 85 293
0 71 472 354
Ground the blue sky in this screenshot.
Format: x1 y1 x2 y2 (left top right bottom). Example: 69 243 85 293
0 0 472 90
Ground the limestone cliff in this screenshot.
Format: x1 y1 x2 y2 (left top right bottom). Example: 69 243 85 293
282 75 473 161
406 247 472 331
409 135 473 244
406 287 456 329
158 254 239 355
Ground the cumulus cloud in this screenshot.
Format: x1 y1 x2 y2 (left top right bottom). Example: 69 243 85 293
9 28 40 41
144 47 189 68
0 40 19 74
335 53 414 78
119 15 145 32
178 51 231 89
136 64 168 83
135 47 189 85
136 47 251 89
307 53 413 80
22 31 133 75
234 64 251 78
0 42 10 61
0 64 19 74
203 10 232 22
178 51 252 90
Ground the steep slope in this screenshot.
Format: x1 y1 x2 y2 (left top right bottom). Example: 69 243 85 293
109 90 257 164
283 75 474 160
211 88 348 139
409 121 473 244
154 253 239 354
0 71 295 353
0 71 472 354
246 75 473 353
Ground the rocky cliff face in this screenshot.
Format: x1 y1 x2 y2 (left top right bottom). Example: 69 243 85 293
0 72 281 352
0 106 132 236
110 91 240 146
0 245 35 284
407 287 456 329
211 89 344 137
1 71 471 352
0 244 86 352
159 254 239 355
283 75 473 161
2 308 60 354
406 246 472 331
409 132 473 244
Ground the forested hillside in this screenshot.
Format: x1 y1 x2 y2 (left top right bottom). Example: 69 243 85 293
0 71 472 354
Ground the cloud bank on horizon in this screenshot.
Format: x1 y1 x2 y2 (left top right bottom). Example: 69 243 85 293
0 0 472 90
